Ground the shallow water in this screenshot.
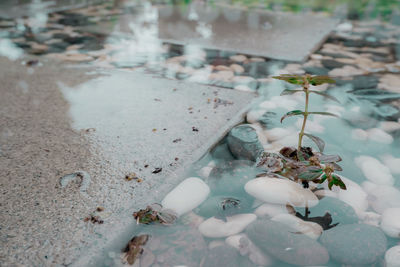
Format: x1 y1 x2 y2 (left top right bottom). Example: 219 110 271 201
1 0 400 266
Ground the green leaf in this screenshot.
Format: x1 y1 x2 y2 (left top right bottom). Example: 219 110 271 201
280 110 304 123
304 133 325 152
280 89 303 96
309 90 340 103
328 180 334 190
332 174 347 190
273 75 305 85
318 174 328 183
308 75 336 86
308 111 339 118
298 166 323 180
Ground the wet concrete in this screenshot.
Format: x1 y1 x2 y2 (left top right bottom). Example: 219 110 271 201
80 3 339 62
0 56 256 265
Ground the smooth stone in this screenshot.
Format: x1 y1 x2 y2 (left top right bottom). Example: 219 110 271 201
227 124 264 161
362 181 400 214
336 22 353 32
366 128 394 144
202 245 240 267
225 234 273 266
321 176 368 215
254 203 289 218
229 54 247 63
351 128 368 140
336 75 379 89
198 213 257 238
230 64 245 74
303 66 329 76
264 127 293 142
329 65 364 77
271 214 323 239
385 246 400 267
321 59 348 69
161 177 210 216
355 155 394 185
302 196 359 226
246 219 329 266
194 195 253 219
320 224 387 265
381 208 400 238
360 211 381 227
245 177 319 208
234 85 252 92
246 109 267 124
380 121 400 132
381 155 400 174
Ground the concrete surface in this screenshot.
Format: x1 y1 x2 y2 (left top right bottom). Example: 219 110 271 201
0 56 256 266
80 3 338 62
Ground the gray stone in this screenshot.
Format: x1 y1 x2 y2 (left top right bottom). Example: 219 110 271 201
320 224 387 265
202 245 241 267
336 75 379 90
79 4 339 62
227 124 264 161
210 142 235 162
303 66 329 76
246 219 329 266
296 196 358 226
321 59 349 69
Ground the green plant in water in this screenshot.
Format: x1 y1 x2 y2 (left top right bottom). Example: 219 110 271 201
258 74 347 190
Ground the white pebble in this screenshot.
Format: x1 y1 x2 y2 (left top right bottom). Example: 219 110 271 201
381 208 400 238
244 177 319 208
259 100 277 110
385 246 400 267
264 127 293 142
198 214 257 238
254 203 289 218
230 64 245 74
161 177 210 216
271 213 323 239
366 128 393 144
351 128 368 141
229 54 247 63
362 181 400 214
354 155 394 186
381 154 400 174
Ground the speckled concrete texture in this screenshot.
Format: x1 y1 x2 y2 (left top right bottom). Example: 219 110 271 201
0 56 256 266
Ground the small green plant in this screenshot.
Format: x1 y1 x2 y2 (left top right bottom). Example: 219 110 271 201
257 74 346 190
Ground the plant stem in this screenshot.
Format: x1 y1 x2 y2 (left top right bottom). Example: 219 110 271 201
297 78 310 160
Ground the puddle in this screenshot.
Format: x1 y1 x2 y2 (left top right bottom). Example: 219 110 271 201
1 0 400 266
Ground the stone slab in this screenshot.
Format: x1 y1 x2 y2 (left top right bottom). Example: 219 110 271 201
79 3 339 62
0 56 256 265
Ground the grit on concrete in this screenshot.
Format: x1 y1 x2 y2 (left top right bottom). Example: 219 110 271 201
0 56 256 266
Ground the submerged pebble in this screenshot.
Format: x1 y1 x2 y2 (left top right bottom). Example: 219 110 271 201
355 155 394 185
320 223 387 265
385 246 400 267
362 181 400 214
161 177 210 216
246 219 329 266
227 124 264 161
225 233 273 266
245 177 319 207
380 208 400 238
198 213 257 238
271 213 323 239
